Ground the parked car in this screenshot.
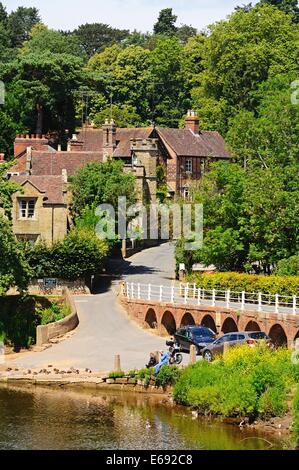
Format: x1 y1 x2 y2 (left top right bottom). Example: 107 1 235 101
174 325 217 355
202 331 273 362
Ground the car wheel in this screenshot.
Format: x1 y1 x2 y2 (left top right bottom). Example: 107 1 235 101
203 350 213 362
175 353 183 365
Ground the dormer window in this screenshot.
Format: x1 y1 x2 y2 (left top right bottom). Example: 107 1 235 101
19 198 36 219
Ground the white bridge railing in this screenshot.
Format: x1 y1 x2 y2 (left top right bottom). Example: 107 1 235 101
123 282 299 316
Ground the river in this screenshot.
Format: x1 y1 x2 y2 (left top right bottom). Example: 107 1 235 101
0 385 286 450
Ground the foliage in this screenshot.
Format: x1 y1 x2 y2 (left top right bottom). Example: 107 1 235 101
0 295 43 348
92 104 141 128
155 365 182 387
0 162 22 214
187 271 299 296
0 216 31 295
36 301 70 325
173 346 298 419
71 160 136 217
275 255 299 276
7 5 41 48
178 158 299 274
73 23 129 58
108 370 125 379
26 228 109 281
153 8 178 35
293 386 299 443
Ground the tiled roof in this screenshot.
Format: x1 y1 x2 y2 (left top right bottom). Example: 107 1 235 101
76 128 103 151
156 127 231 158
113 128 153 157
30 151 102 176
10 175 66 205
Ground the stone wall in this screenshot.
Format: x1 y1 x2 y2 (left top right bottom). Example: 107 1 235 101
29 279 90 296
36 288 79 347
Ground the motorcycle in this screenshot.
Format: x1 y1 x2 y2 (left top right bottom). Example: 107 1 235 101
166 339 183 365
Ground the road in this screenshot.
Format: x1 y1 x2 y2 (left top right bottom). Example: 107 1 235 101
10 243 176 372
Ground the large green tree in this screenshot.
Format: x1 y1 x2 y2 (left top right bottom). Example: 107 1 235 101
191 3 299 133
0 216 31 295
153 8 178 35
71 160 136 217
73 23 129 58
7 6 41 48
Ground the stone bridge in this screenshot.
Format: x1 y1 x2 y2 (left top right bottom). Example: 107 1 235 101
120 296 299 348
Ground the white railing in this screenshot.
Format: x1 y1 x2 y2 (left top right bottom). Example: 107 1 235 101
123 282 298 316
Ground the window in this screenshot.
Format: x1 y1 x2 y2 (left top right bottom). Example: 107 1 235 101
183 187 190 200
185 159 192 173
19 199 36 219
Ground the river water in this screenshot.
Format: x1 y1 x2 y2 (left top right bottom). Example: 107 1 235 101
0 385 285 450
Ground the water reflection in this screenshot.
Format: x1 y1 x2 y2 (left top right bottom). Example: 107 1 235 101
0 385 284 450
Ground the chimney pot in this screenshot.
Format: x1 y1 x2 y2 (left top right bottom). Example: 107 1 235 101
185 110 200 134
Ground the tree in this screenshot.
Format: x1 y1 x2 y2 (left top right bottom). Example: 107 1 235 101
71 160 137 217
92 104 141 128
191 3 298 133
0 160 21 215
1 52 84 139
0 216 31 295
0 2 7 24
21 24 84 58
26 228 109 281
153 8 178 35
73 23 129 58
147 36 186 126
260 0 299 20
275 255 299 275
176 24 198 44
7 6 41 48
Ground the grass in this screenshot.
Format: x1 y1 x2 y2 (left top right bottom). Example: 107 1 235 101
37 301 70 326
173 345 299 423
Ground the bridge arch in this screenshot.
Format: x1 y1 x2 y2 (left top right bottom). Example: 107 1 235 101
161 311 176 336
222 317 238 334
294 330 299 343
180 312 195 327
201 315 217 333
145 308 158 329
269 324 288 347
245 321 261 332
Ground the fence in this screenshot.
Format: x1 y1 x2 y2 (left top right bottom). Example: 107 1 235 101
123 282 298 316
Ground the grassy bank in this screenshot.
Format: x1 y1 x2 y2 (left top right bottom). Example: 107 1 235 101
171 346 299 443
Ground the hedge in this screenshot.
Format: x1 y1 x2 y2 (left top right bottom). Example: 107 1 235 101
187 272 299 296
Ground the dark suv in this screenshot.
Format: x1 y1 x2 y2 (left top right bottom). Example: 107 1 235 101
201 331 272 362
174 325 217 355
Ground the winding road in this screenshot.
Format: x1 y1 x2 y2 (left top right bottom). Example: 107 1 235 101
11 243 176 372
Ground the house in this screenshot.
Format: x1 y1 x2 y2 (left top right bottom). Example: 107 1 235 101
10 175 68 245
6 111 230 243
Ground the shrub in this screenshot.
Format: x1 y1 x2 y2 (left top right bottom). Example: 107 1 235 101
187 272 299 296
36 301 70 325
26 228 109 281
155 365 182 387
109 370 125 379
275 255 299 276
293 386 299 444
173 346 297 420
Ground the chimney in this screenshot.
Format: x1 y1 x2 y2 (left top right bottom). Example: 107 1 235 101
14 133 49 157
185 110 200 135
102 119 116 162
0 153 5 162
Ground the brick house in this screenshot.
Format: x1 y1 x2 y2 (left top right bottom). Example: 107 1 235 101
6 111 230 243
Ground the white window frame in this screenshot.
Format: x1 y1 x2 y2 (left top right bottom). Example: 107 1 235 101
18 198 36 219
185 159 193 173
